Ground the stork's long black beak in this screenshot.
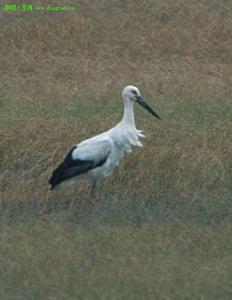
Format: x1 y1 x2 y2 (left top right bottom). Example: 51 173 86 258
136 95 161 119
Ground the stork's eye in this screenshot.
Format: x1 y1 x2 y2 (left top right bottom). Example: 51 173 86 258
132 90 137 95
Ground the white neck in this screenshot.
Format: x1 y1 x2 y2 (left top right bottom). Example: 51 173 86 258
121 98 135 127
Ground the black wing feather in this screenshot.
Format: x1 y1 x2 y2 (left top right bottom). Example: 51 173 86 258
49 146 108 190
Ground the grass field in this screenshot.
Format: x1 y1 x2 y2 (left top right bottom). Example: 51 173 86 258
1 1 232 299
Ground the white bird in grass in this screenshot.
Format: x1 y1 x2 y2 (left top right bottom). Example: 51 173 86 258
49 85 161 195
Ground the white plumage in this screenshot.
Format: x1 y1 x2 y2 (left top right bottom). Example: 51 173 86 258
49 85 160 193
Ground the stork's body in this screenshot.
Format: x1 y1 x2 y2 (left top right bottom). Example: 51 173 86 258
49 86 160 192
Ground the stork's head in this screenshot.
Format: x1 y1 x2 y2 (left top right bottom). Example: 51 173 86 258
122 85 161 119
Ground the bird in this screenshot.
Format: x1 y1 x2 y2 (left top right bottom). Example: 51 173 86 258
49 85 160 195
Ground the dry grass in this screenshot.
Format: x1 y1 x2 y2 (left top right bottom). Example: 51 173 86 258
1 0 232 299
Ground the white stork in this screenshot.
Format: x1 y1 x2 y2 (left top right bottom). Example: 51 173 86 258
49 85 160 194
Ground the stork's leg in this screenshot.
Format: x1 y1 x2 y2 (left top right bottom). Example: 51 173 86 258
90 180 97 197
90 180 101 203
